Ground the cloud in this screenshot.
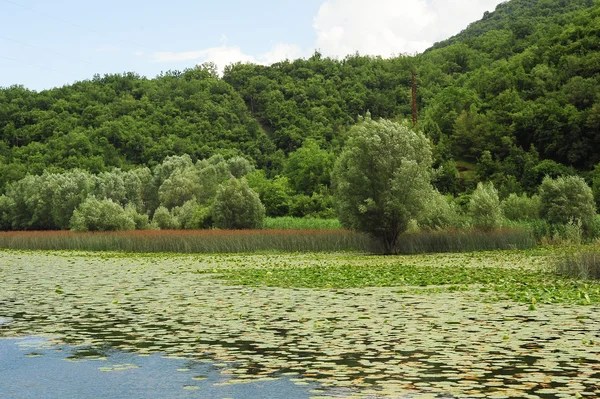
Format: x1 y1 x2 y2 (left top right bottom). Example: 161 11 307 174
313 0 504 57
151 43 303 74
148 0 503 72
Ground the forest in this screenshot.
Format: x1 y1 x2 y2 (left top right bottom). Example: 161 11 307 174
1 0 600 230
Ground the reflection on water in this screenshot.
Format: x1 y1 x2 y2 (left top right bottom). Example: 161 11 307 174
0 337 327 399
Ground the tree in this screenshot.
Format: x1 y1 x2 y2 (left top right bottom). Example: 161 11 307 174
212 177 265 229
332 117 435 254
70 197 135 232
468 182 504 230
283 138 334 195
539 175 596 231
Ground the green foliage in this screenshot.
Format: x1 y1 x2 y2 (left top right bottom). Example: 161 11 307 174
539 175 596 231
124 204 150 230
332 117 435 254
158 167 201 209
418 191 464 230
70 197 135 232
0 68 272 187
501 193 541 222
172 200 201 230
212 178 265 229
1 0 600 223
246 170 292 217
283 138 334 196
0 195 13 230
152 206 180 230
432 159 461 196
189 205 214 229
468 182 504 230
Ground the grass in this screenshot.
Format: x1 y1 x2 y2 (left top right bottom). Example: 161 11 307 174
0 226 535 254
396 227 536 253
0 229 378 253
554 248 600 280
263 217 342 230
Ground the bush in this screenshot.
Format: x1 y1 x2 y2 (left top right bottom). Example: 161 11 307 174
0 195 13 230
70 197 135 232
501 193 541 222
212 177 265 229
468 182 503 230
189 205 214 229
555 250 600 280
246 171 292 217
418 191 464 230
172 200 200 229
152 206 180 230
124 204 150 230
539 175 596 233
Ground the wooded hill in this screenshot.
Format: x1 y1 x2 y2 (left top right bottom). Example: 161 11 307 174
1 0 599 204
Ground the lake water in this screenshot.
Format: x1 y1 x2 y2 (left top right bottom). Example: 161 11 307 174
0 336 331 399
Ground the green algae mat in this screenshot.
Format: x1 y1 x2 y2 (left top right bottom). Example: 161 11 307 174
1 250 599 398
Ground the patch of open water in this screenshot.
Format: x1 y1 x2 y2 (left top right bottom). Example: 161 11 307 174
0 336 331 399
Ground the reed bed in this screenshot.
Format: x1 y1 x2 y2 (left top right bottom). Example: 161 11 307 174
0 229 379 253
396 227 536 254
554 249 600 280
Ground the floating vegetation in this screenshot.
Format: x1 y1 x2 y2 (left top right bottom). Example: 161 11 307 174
1 249 599 398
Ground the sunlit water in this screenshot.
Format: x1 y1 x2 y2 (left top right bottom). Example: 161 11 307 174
0 336 326 399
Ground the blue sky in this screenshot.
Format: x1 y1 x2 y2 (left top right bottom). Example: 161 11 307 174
1 0 504 91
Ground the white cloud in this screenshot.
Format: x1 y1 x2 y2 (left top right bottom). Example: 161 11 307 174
148 0 504 72
151 43 303 74
313 0 504 57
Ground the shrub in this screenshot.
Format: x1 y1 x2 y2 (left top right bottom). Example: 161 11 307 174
212 177 265 229
158 167 201 209
246 171 292 217
70 197 135 232
539 175 596 232
227 156 255 178
0 195 13 231
418 191 463 230
124 204 150 230
152 206 180 230
189 205 214 229
468 182 503 230
172 200 200 229
501 193 541 222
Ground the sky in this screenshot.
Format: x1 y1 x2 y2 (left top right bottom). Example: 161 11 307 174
0 0 506 91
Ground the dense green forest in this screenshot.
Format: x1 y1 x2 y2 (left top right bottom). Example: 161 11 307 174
1 0 600 222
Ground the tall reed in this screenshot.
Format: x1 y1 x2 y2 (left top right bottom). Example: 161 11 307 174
554 249 600 280
0 230 378 253
396 227 536 254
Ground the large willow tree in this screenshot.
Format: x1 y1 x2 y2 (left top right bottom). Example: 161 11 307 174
332 116 435 254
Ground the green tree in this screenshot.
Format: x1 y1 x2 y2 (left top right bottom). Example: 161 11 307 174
332 117 435 254
539 175 596 231
468 182 504 230
283 138 334 196
70 197 135 232
212 177 265 229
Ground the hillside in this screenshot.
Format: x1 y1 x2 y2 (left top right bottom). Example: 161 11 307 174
1 0 600 201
